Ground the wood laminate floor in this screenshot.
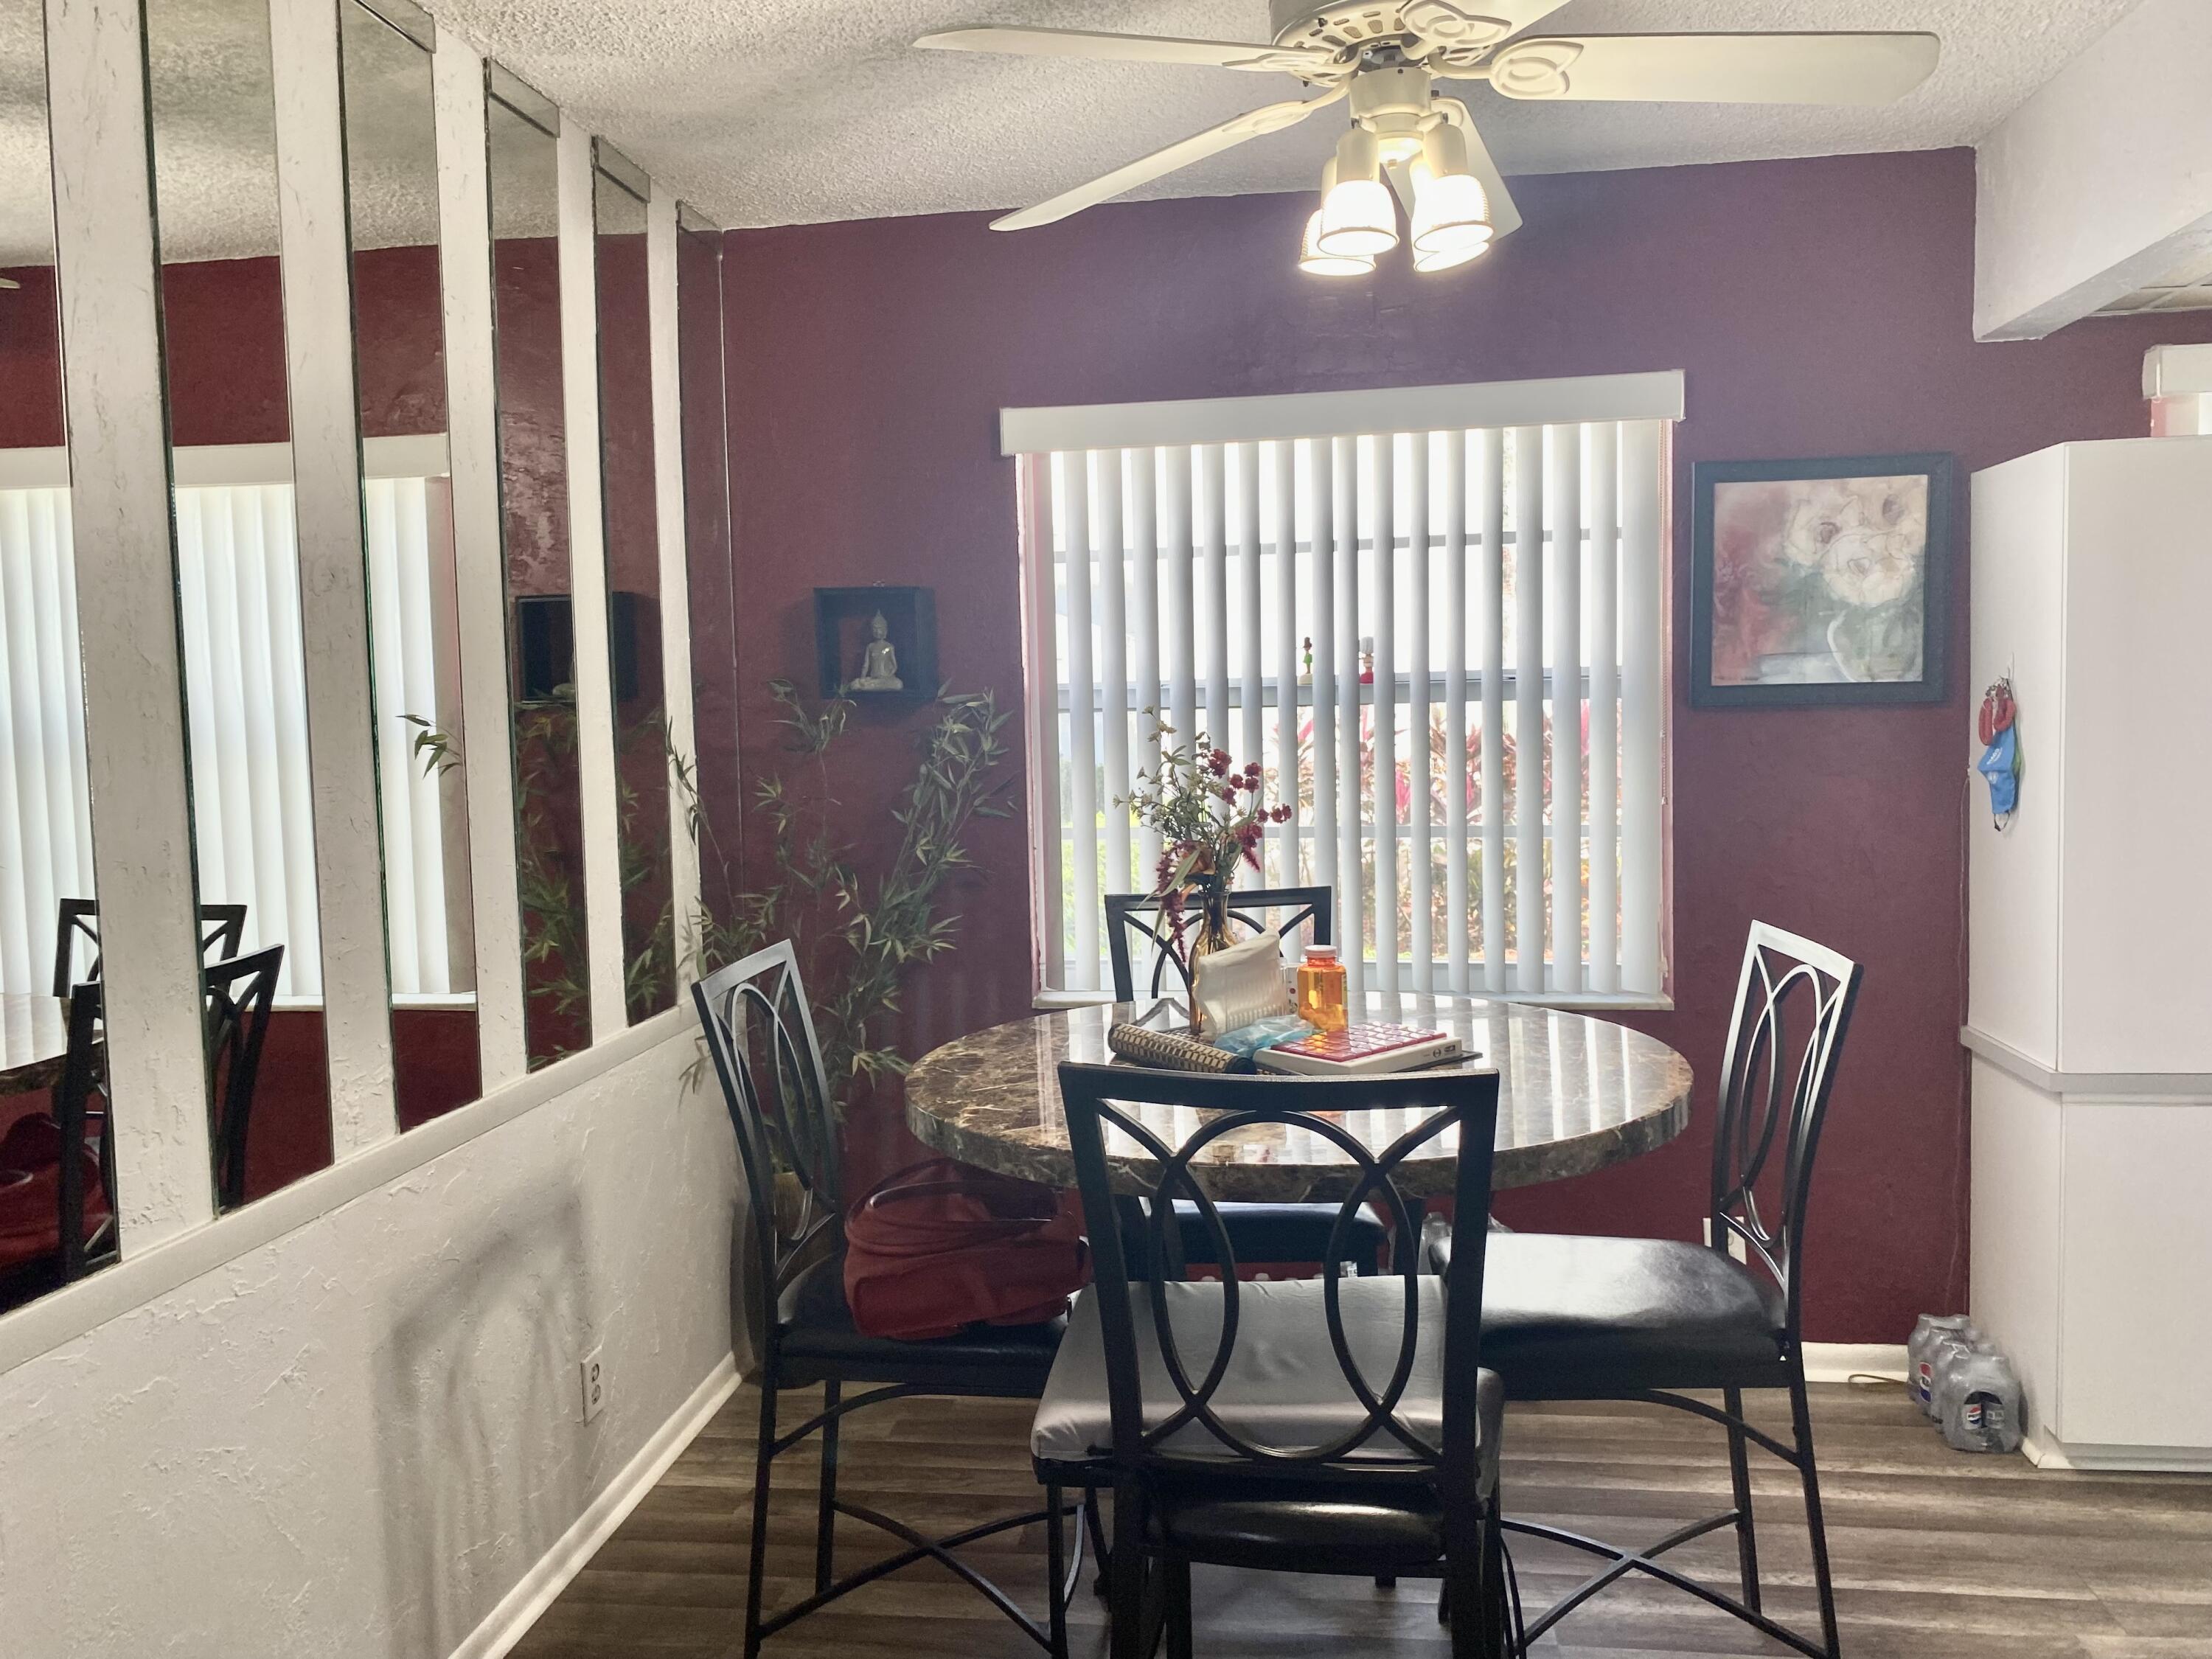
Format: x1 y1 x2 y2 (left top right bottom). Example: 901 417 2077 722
511 1382 2212 1658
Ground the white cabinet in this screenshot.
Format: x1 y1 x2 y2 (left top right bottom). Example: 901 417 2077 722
1966 435 2212 1471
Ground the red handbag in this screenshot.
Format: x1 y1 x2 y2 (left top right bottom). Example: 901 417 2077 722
842 1158 1088 1340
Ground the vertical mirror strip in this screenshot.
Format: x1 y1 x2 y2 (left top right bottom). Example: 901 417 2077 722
432 41 525 1088
270 0 397 1156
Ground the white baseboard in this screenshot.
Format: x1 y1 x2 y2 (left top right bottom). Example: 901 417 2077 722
2024 1430 2212 1473
451 1353 740 1659
1802 1342 1907 1384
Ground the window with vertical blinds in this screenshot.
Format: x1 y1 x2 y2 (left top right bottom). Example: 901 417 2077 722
1009 374 1675 1003
0 441 467 1000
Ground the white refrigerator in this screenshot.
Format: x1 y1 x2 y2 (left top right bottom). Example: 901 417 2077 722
1967 433 2212 1471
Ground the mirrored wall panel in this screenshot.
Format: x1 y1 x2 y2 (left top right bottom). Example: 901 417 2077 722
340 0 481 1128
591 143 673 1022
0 0 119 1310
485 70 587 1067
675 204 735 949
145 0 334 1211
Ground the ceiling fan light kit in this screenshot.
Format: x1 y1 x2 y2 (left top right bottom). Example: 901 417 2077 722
921 3 1940 277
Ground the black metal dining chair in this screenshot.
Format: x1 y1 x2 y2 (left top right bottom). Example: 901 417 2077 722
1104 886 1389 1276
52 897 248 998
205 945 284 1212
1430 922 1863 1658
1039 1061 1514 1659
692 941 1082 1658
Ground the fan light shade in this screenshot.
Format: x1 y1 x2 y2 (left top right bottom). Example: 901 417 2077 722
1300 207 1373 276
1413 238 1489 274
1318 125 1397 257
1411 124 1492 257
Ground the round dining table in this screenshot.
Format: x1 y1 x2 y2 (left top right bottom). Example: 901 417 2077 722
905 991 1694 1202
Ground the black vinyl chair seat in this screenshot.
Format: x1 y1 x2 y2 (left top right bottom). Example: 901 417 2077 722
1449 1231 1788 1396
1171 1199 1388 1273
1148 1480 1452 1575
777 1251 1066 1395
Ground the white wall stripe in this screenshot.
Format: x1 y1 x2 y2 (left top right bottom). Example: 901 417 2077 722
47 0 215 1246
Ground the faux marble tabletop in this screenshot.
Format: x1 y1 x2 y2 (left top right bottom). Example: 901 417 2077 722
905 993 1694 1201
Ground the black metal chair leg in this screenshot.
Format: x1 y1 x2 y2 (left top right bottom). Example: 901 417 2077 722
1790 1372 1843 1659
746 1382 778 1659
1087 1484 1112 1599
1046 1481 1068 1659
1164 1557 1193 1659
815 1380 841 1596
1109 1481 1147 1659
1723 1383 1762 1615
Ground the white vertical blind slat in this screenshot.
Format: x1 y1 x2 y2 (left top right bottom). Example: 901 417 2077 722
1620 419 1665 996
1546 425 1583 995
0 501 38 992
1062 452 1098 991
1477 429 1506 993
1164 445 1197 747
1096 448 1130 901
1197 442 1230 749
1442 433 1469 995
1370 434 1398 995
1130 449 1162 887
1510 425 1545 994
1406 432 1431 993
364 481 421 992
1331 435 1363 998
1587 422 1621 994
1270 441 1299 888
1235 442 1262 777
1307 439 1338 904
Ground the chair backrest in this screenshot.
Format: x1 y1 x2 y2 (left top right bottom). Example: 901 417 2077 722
1057 1061 1499 1487
204 945 283 1211
1707 922 1863 1344
52 980 116 1283
691 941 841 1357
1103 885 1332 1003
52 899 249 998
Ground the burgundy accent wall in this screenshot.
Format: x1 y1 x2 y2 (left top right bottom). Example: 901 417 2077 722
719 147 2212 1343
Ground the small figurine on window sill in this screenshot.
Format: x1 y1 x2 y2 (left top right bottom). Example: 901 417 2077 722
851 611 903 692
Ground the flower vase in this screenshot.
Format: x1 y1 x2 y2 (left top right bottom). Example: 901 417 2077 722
1185 880 1234 1034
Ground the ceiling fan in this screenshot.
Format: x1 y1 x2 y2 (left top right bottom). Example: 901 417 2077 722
917 2 1939 276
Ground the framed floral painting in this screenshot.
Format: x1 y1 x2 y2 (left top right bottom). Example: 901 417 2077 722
1691 453 1953 707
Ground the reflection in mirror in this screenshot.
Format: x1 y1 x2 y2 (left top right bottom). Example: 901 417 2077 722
675 205 735 949
340 0 481 1128
486 72 588 1067
145 0 333 1210
0 0 120 1310
593 144 673 1023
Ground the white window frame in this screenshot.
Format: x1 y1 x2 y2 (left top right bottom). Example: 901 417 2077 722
1008 373 1677 1012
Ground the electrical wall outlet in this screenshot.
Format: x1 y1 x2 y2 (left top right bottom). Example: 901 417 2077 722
580 1347 606 1423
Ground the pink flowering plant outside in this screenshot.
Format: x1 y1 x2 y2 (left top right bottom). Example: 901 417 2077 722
1121 715 1291 961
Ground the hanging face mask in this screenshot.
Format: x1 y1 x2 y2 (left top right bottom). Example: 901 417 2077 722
1977 677 2020 829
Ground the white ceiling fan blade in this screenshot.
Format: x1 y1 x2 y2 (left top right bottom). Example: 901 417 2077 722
914 25 1332 76
1482 33 1941 105
991 87 1346 233
1433 100 1521 239
1398 1 1574 63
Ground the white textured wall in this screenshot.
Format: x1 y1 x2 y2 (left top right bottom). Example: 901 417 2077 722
0 1030 737 1658
1975 0 2212 339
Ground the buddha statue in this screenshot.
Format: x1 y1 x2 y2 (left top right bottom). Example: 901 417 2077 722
852 610 902 691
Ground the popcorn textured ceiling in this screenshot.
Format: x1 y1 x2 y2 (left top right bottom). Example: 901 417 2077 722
410 0 2141 229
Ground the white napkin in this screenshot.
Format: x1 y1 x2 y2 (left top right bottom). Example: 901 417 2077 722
1192 927 1293 1037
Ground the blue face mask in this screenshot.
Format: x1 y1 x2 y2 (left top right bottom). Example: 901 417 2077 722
1978 725 2019 826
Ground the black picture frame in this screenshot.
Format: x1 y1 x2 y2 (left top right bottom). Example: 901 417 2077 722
813 585 936 704
1690 453 1954 709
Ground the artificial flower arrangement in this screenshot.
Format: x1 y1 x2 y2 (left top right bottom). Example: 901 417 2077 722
1121 717 1290 969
